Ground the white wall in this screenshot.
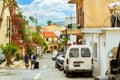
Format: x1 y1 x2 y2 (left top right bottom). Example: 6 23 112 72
65 16 76 28
99 33 107 76
84 33 100 76
83 29 120 76
106 31 120 53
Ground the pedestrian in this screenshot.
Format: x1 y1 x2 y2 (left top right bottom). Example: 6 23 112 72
24 54 29 69
30 53 36 69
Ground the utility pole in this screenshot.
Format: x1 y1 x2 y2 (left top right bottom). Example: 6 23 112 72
65 26 68 53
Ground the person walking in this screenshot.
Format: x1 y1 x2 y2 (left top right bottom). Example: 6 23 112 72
30 53 36 69
24 54 29 69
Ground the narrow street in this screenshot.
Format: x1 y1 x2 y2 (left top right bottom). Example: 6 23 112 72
0 53 94 80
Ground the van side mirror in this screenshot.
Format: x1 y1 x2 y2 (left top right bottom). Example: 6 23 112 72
110 59 118 74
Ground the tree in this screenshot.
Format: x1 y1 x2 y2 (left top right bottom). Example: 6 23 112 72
35 18 38 26
1 45 17 66
67 24 72 29
16 8 31 44
29 16 34 26
47 20 52 25
29 16 38 26
31 32 47 47
36 25 41 34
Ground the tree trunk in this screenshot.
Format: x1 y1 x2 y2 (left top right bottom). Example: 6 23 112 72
5 55 11 66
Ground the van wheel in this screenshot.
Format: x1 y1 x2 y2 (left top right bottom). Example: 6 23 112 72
88 71 93 77
66 72 71 78
63 70 66 74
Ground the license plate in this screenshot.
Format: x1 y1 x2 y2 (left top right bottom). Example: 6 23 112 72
73 63 80 67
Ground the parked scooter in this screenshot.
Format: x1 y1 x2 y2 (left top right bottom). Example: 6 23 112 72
55 53 65 71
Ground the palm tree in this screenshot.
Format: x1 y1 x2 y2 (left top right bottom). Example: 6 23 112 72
35 18 38 26
29 16 38 26
29 16 34 26
1 45 17 66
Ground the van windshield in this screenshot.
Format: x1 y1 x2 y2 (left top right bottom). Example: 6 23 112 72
81 48 91 57
69 48 79 58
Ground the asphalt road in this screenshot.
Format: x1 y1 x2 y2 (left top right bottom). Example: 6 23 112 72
0 53 94 80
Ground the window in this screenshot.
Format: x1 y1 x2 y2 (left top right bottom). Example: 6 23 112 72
46 38 48 41
92 42 97 58
69 48 79 58
81 48 91 57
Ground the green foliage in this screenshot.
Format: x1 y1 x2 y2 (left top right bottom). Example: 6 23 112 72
26 45 33 55
62 37 70 45
1 45 17 66
36 26 41 34
15 53 22 61
67 24 72 29
47 20 52 25
2 45 17 55
32 32 47 48
29 16 38 26
16 8 31 43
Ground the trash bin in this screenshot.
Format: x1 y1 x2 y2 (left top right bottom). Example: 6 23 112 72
34 62 39 69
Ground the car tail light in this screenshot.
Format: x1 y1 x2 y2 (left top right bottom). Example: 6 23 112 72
91 58 93 64
66 58 69 64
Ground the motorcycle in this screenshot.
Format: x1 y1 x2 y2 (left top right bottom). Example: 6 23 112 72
55 54 65 71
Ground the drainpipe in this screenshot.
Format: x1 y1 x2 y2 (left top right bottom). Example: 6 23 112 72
98 34 101 75
8 18 11 45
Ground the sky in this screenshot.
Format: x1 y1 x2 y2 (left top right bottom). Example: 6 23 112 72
16 0 76 26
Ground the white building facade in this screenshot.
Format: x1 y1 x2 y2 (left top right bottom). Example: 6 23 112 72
81 28 120 76
65 16 76 29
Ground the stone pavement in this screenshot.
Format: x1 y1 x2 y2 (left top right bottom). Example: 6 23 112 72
0 60 24 69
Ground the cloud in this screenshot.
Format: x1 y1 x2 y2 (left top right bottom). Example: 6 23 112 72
18 0 76 26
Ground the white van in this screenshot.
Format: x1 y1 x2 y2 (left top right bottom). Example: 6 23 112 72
64 45 93 77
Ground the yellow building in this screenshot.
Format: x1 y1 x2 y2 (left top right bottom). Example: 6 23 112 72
68 0 118 28
41 24 63 52
0 1 10 46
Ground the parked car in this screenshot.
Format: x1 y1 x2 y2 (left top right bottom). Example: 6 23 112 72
52 50 58 60
64 45 93 77
55 53 65 71
0 48 5 64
